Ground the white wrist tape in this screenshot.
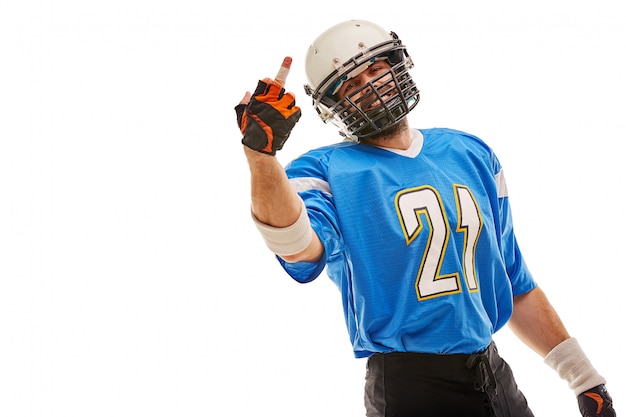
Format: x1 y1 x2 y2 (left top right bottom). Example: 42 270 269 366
252 198 312 257
544 337 606 395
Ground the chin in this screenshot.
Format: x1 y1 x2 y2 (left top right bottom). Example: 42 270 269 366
367 118 408 142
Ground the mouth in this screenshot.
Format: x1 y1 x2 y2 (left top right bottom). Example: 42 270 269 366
363 91 394 111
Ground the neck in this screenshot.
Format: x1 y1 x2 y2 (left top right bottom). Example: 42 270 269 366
359 119 412 150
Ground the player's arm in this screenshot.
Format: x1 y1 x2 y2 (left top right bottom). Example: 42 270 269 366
244 147 324 263
509 287 615 417
236 57 324 263
508 286 569 356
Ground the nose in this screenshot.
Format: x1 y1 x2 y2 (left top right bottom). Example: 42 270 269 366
359 74 387 99
358 84 373 97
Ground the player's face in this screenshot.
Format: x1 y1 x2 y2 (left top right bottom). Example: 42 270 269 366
335 60 395 110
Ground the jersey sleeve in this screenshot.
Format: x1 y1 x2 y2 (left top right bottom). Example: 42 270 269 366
277 147 345 284
492 157 537 296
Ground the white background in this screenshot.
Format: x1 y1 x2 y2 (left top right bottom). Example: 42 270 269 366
1 1 624 416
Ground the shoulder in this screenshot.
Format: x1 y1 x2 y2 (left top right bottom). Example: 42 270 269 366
418 127 503 175
419 127 494 153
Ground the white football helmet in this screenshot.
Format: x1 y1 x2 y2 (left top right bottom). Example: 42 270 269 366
304 20 420 140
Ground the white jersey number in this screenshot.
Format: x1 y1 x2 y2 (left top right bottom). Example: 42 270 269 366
395 185 483 300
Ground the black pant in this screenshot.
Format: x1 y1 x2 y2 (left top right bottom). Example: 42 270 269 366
364 342 535 417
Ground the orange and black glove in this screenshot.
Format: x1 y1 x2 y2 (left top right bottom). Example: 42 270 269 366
235 80 301 155
578 385 616 417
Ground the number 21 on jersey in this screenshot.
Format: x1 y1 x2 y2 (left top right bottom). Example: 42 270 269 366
395 185 483 301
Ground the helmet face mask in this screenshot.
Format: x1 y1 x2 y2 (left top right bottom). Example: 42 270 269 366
327 56 418 139
304 20 420 140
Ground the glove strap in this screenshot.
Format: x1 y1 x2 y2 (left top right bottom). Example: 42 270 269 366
544 337 606 395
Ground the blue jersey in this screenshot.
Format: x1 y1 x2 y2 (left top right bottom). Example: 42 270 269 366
278 128 537 358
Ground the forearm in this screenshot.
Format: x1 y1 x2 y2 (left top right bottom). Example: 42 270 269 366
508 286 570 357
244 146 302 227
244 146 324 262
509 287 607 397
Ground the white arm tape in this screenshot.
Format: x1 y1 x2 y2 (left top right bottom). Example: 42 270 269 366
251 198 313 257
544 337 606 395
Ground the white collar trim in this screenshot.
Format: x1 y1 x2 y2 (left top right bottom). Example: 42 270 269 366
376 129 424 158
